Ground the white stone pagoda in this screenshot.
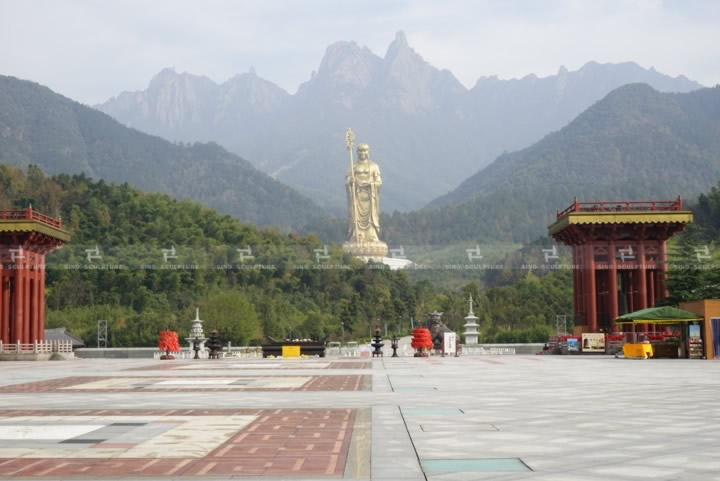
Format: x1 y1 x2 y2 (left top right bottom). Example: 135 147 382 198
463 295 480 346
186 308 207 354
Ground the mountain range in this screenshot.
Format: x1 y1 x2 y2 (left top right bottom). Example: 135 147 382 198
97 32 703 212
0 75 323 230
382 83 720 244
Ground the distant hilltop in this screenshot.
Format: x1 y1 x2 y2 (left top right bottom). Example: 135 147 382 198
95 32 703 213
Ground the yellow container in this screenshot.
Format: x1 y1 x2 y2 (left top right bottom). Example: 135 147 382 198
623 343 653 359
282 345 301 358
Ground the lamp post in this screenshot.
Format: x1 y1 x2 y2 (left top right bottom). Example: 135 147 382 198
391 335 399 357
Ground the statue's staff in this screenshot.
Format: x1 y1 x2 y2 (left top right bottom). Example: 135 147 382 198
345 128 358 242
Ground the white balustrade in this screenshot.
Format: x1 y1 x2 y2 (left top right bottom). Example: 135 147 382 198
0 340 72 354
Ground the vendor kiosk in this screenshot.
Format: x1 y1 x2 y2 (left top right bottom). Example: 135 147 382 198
680 299 720 360
615 306 705 359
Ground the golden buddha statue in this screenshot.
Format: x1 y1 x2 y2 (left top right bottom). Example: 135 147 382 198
343 129 388 259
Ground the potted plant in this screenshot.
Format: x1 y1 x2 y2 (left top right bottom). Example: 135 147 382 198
158 331 180 360
411 328 433 357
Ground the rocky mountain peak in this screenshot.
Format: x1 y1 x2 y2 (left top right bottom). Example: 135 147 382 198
379 31 466 112
149 67 181 88
313 41 381 90
147 68 216 96
384 30 419 65
221 71 288 113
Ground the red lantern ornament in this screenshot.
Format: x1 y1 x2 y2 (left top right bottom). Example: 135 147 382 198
158 331 180 360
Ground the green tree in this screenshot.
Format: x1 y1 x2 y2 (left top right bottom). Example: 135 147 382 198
666 225 706 304
199 291 261 345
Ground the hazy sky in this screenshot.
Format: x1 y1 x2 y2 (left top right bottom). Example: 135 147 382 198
1 0 719 105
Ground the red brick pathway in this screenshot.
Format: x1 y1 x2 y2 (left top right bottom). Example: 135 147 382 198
0 409 356 477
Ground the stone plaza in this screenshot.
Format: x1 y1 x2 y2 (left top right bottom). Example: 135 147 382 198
0 355 719 480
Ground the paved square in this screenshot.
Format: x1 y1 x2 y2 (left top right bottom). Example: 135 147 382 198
0 409 358 477
0 356 719 480
128 361 371 371
0 375 371 393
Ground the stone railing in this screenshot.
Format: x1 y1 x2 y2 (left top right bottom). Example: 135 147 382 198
0 340 72 354
152 346 264 360
461 343 545 355
462 345 516 355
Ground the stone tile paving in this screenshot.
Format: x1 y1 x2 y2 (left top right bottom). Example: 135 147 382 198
0 356 719 480
127 361 370 371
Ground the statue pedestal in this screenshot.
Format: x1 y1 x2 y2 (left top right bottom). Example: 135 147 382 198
380 257 413 270
342 240 388 261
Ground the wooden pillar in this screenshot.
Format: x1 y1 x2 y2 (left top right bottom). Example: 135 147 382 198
3 275 11 344
23 264 31 344
637 244 647 308
659 242 669 298
608 241 619 333
626 271 635 334
32 264 40 342
586 242 597 332
638 243 648 333
577 245 585 325
597 271 606 330
648 270 656 333
0 274 8 344
648 269 655 307
39 256 46 342
13 266 25 343
572 247 579 321
26 259 33 343
27 252 35 342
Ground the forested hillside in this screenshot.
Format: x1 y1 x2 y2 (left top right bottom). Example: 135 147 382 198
0 75 325 231
1 165 572 345
666 182 720 304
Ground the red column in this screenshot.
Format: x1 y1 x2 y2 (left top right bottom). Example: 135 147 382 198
3 274 10 344
648 270 656 333
0 274 7 344
32 264 40 342
27 252 35 342
572 246 578 319
13 266 25 343
572 247 580 321
648 269 655 307
659 242 669 298
39 256 46 342
23 264 31 344
608 241 619 333
638 243 648 333
626 271 635 334
586 241 597 332
580 245 587 325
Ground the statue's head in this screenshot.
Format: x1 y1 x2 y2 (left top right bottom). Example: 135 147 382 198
357 143 370 161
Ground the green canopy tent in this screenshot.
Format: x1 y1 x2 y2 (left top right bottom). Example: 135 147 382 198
615 306 703 325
